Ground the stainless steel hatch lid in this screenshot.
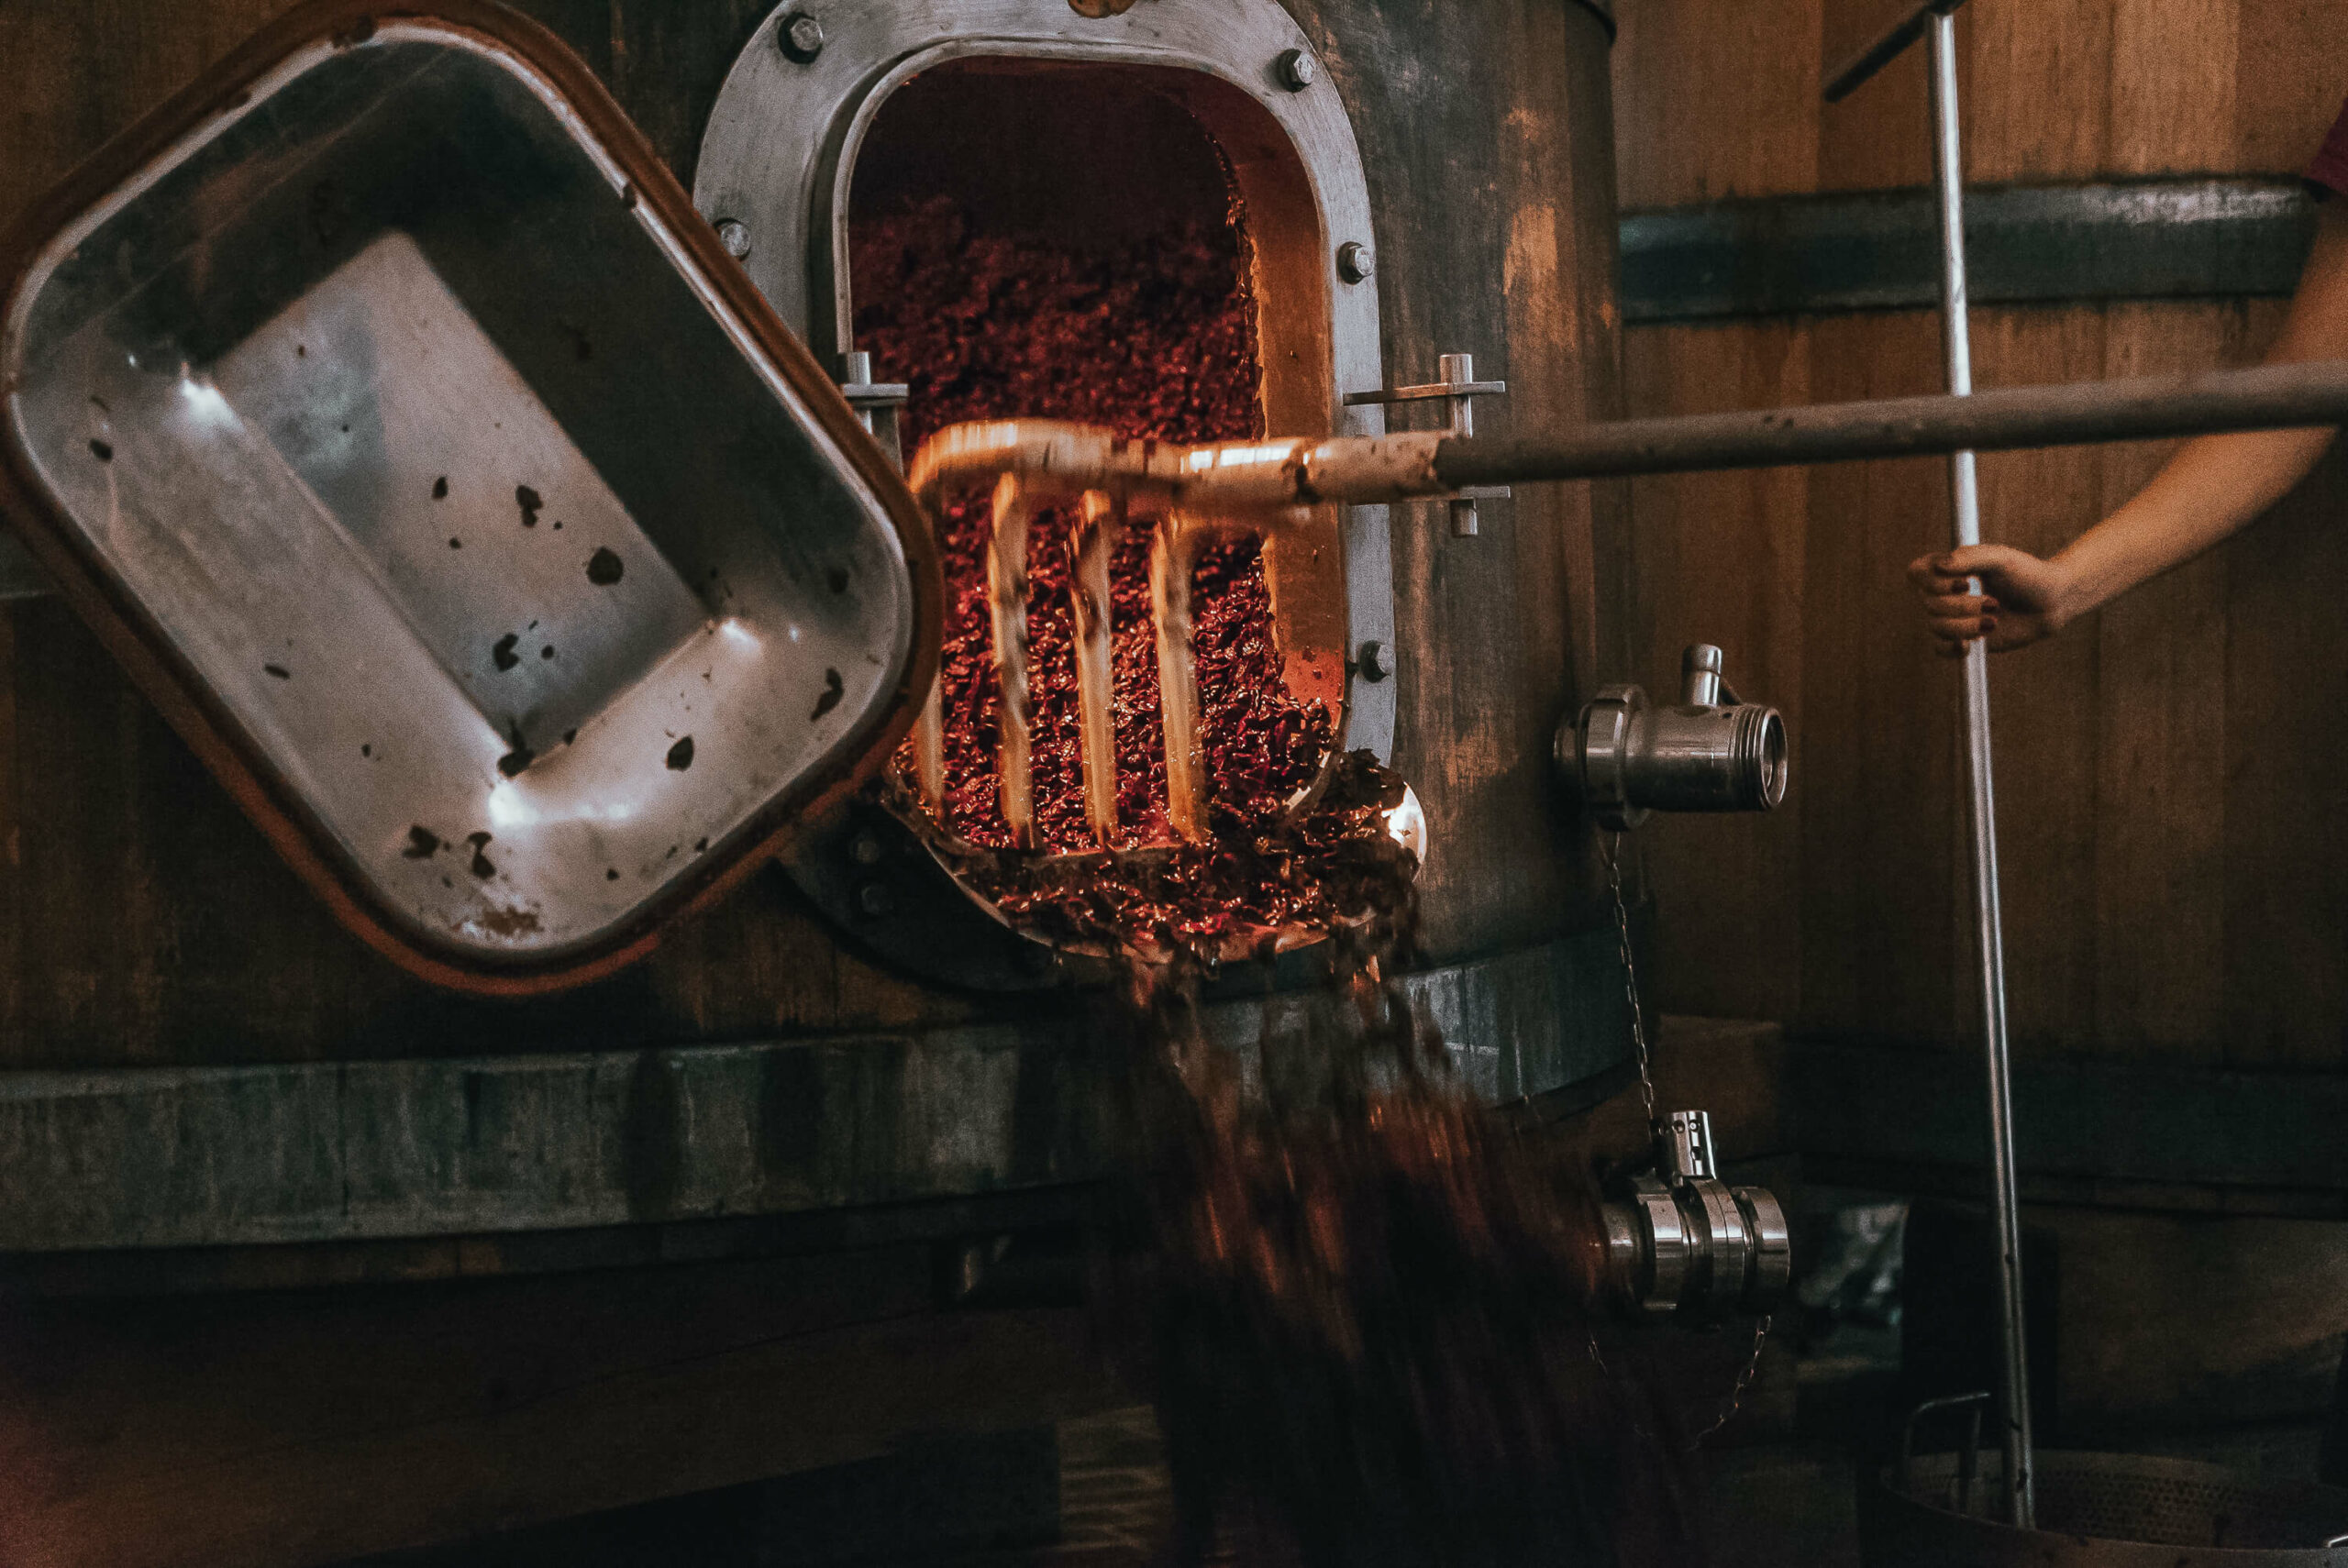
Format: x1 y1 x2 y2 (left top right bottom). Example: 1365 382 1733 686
0 1 942 994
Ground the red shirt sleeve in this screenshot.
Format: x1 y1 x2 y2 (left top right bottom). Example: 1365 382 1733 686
2309 97 2348 198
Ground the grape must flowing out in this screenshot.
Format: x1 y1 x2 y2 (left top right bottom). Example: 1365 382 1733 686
1102 934 1704 1568
855 108 1694 1566
936 710 1703 1568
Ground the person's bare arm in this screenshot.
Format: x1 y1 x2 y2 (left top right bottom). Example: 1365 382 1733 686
1911 201 2348 654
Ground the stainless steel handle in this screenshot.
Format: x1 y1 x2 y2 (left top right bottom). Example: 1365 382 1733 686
1600 1111 1791 1320
1561 645 1789 831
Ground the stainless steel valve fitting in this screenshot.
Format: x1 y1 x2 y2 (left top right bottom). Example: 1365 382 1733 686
1561 645 1789 832
1600 1110 1792 1318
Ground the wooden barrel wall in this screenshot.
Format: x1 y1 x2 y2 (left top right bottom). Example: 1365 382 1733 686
1307 0 1634 966
1610 0 2348 1440
1615 0 2347 1066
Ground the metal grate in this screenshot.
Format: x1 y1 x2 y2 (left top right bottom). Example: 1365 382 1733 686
1903 1451 2348 1552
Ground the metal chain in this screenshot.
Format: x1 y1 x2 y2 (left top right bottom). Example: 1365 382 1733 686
1692 1312 1775 1447
1606 831 1775 1448
1603 830 1660 1137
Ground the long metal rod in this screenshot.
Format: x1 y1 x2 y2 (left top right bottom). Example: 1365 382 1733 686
1427 358 2348 488
1824 0 1971 104
905 365 2348 558
1929 13 2035 1528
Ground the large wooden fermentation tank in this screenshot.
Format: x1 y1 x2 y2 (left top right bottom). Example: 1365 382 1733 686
0 2 1639 1562
1612 0 2348 1443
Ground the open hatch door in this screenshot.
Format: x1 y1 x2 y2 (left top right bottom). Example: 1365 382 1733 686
0 1 941 992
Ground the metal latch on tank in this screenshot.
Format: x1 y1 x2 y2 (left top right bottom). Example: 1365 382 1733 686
1601 1110 1792 1317
837 349 911 469
1343 350 1511 536
1562 644 1789 831
1570 647 1791 1320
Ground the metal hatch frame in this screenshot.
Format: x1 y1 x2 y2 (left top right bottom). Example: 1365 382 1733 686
0 0 943 996
692 0 1399 988
694 0 1399 767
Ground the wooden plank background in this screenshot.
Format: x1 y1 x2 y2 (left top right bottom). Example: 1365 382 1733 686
1614 0 2348 1070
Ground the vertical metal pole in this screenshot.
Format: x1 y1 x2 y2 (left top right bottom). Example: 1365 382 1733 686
1928 12 2036 1528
